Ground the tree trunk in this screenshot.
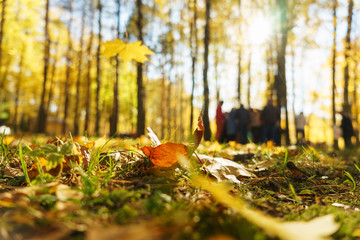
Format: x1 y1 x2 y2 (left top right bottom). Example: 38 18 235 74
203 0 211 141
74 5 86 136
62 0 74 134
189 0 197 133
14 45 24 133
0 0 6 92
84 1 94 135
136 0 145 137
215 49 220 103
247 52 251 108
46 38 59 116
354 58 359 144
332 0 338 149
343 0 353 114
276 0 290 145
237 0 242 105
95 0 102 136
37 0 51 133
161 60 166 139
110 0 121 137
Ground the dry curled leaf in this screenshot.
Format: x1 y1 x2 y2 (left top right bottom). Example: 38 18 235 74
141 116 204 168
141 142 188 168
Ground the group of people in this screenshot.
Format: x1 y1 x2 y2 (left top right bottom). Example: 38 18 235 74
216 100 307 145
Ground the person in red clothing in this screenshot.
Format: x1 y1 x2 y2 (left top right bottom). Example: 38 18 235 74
215 100 225 142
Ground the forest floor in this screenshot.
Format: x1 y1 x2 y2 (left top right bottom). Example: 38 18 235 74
0 133 360 240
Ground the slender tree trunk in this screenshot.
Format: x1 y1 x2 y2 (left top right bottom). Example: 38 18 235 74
74 6 86 136
237 0 242 105
46 38 59 116
354 58 359 144
167 81 172 137
110 0 121 137
63 0 74 134
14 46 24 133
84 1 94 135
189 0 197 133
95 0 102 136
161 59 166 138
247 52 251 108
215 49 220 103
291 47 296 143
37 0 51 133
0 0 6 89
136 0 145 137
332 0 338 149
179 74 184 140
203 0 211 141
343 0 353 114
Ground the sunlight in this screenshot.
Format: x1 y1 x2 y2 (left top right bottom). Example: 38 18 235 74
248 15 272 45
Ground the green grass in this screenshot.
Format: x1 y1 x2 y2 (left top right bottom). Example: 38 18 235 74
1 136 360 239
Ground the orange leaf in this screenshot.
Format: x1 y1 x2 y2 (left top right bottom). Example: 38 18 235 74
141 142 188 167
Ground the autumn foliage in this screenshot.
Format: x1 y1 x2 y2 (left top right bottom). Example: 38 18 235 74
141 116 204 167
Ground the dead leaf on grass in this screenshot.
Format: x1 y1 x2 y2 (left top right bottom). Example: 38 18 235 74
141 142 188 168
197 154 254 183
141 116 204 168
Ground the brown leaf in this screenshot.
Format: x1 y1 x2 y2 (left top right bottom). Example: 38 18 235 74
141 115 204 168
187 114 204 155
141 142 188 167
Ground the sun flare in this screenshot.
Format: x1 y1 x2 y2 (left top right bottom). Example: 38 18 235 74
248 15 272 44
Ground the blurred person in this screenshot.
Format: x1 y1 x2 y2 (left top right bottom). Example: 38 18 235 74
226 108 237 141
341 112 354 148
236 104 250 144
260 100 277 143
249 108 261 143
295 112 306 144
215 100 225 142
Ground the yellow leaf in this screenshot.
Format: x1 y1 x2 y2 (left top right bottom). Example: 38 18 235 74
101 39 125 58
101 39 154 63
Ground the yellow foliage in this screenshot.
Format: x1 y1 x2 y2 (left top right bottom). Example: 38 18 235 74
101 39 154 63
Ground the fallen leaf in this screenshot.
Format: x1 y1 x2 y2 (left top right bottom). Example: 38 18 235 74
3 135 15 145
197 154 254 183
141 142 188 167
141 116 204 168
4 166 24 177
187 115 205 155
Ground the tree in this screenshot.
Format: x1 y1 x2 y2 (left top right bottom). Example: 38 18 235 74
84 0 95 135
73 3 86 136
63 0 74 134
203 0 211 141
237 0 242 105
95 0 102 136
343 0 353 114
0 0 6 84
331 0 338 148
189 0 198 133
247 52 251 107
37 0 51 133
110 0 121 137
135 0 145 137
13 44 24 133
274 0 290 145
